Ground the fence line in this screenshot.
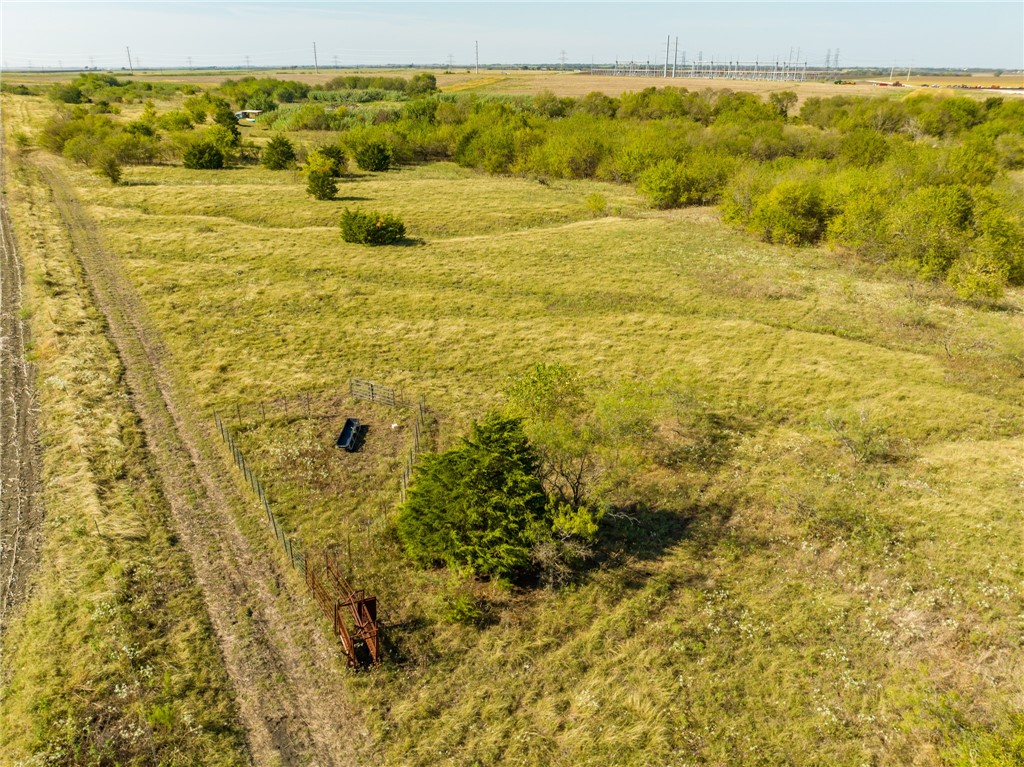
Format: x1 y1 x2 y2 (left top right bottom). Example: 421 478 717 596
214 411 382 667
349 378 403 407
399 398 429 505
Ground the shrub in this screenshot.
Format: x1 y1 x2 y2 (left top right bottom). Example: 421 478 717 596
306 171 337 200
397 414 549 579
261 134 295 170
750 177 830 245
340 209 406 245
94 151 122 184
638 159 683 208
182 140 225 170
585 193 608 216
304 150 339 199
639 153 735 209
887 185 973 279
314 144 347 176
407 72 438 97
156 110 194 131
50 84 85 104
354 140 393 171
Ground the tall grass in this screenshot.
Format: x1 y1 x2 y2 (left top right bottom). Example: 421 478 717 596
8 90 1024 765
0 107 247 765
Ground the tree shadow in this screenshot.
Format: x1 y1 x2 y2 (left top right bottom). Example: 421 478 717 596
333 195 370 202
377 615 431 667
591 499 736 575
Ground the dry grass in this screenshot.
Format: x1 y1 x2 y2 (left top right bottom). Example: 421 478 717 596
0 104 247 765
6 67 1020 102
7 91 1024 765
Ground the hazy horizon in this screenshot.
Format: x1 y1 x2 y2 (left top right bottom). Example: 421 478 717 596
2 1 1022 71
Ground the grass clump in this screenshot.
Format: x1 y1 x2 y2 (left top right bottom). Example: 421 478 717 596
340 208 406 245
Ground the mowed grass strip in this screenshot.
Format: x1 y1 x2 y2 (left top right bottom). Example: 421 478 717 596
0 140 247 763
46 142 1024 765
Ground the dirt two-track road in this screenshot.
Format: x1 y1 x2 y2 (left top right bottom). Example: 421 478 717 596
0 135 41 633
2 122 371 762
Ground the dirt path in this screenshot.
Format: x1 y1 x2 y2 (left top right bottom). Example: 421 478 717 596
0 134 42 634
34 158 371 766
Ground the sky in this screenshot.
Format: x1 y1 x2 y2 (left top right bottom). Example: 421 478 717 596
1 1 1021 70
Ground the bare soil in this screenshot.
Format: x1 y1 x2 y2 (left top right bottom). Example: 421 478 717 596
35 156 372 766
0 137 42 635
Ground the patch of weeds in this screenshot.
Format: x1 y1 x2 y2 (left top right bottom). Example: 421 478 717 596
823 407 910 464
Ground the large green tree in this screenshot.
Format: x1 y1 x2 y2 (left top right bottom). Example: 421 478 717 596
397 414 549 579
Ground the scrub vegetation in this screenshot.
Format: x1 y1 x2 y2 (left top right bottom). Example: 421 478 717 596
2 74 1023 766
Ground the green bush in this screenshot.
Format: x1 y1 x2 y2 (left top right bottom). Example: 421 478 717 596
260 134 295 170
49 84 85 104
182 140 225 170
314 144 347 176
638 159 683 208
340 209 406 245
94 151 122 184
397 414 548 579
750 176 830 245
354 140 393 171
306 170 337 201
156 110 194 131
639 153 736 209
407 72 438 97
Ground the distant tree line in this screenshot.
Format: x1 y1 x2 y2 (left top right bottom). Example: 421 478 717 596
304 87 1024 299
23 77 1024 299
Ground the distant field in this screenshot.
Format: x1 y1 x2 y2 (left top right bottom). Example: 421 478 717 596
5 67 1021 101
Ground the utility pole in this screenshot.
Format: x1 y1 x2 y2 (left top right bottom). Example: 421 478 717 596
245 55 251 70
673 37 678 78
187 56 193 69
664 35 669 77
333 54 339 68
126 46 134 74
313 42 319 74
447 53 454 70
475 41 479 73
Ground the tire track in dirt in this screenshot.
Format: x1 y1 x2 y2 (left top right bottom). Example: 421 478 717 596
0 132 42 635
35 158 369 767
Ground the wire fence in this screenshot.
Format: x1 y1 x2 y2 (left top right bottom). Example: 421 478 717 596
214 378 434 663
399 399 429 505
349 377 405 407
214 409 384 668
215 411 306 573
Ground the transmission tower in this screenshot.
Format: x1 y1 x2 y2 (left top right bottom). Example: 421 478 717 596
559 49 567 69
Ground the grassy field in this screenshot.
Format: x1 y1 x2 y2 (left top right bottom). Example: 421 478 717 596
6 84 1024 765
0 107 248 764
5 67 1020 100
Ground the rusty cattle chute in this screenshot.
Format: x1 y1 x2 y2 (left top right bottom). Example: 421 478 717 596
304 549 380 668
